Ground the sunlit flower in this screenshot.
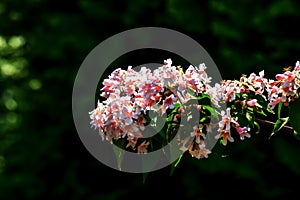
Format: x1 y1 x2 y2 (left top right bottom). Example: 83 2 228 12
236 126 251 140
164 58 172 67
137 140 150 154
247 99 257 107
215 108 235 146
191 124 205 143
126 132 143 149
266 61 300 108
188 141 211 159
161 94 178 114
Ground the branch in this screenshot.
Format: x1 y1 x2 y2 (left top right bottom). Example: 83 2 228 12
255 118 294 133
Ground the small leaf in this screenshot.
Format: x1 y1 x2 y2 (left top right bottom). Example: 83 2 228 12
293 131 300 140
255 95 275 114
202 105 218 118
255 109 268 117
242 93 248 99
197 94 212 105
266 105 276 114
277 102 283 119
255 102 263 108
170 154 183 176
199 116 210 123
246 111 254 125
254 121 261 134
269 117 289 139
247 107 254 112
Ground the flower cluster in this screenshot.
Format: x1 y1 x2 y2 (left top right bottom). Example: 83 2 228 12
215 108 251 146
267 61 300 109
214 61 300 109
89 59 300 159
90 59 213 154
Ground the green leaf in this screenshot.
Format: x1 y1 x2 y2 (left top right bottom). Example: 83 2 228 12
202 105 218 118
277 102 283 119
269 117 289 139
172 103 182 112
255 95 275 114
170 154 183 176
289 99 300 135
246 111 254 125
247 107 254 112
254 121 261 134
255 102 263 108
197 93 211 100
197 93 211 105
293 131 300 140
266 106 276 114
166 103 181 121
199 116 210 123
242 93 248 99
255 109 268 117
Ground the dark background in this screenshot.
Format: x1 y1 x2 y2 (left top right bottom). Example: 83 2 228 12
1 0 300 199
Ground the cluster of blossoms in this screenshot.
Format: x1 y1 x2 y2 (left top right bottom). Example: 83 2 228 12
89 59 300 159
218 61 300 109
268 62 300 108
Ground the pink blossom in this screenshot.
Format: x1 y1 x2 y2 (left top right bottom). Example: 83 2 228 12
164 58 172 67
215 108 236 146
295 61 300 71
161 94 178 114
236 126 251 140
188 141 211 159
191 124 205 143
137 140 150 154
126 132 143 149
247 99 257 107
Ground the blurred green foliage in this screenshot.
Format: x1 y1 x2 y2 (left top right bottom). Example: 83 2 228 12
1 0 300 199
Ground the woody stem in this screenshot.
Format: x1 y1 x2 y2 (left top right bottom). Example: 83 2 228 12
255 118 294 133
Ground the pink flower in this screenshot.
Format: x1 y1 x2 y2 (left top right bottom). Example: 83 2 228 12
161 94 177 114
215 108 236 146
269 96 282 109
188 141 211 159
137 140 150 154
236 126 251 140
247 99 257 107
295 61 300 71
198 143 211 158
126 132 143 149
191 124 205 143
164 58 172 67
222 81 239 102
266 61 300 108
215 129 234 146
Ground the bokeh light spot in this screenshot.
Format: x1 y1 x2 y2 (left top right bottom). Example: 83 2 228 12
4 98 17 111
8 36 25 49
29 79 42 90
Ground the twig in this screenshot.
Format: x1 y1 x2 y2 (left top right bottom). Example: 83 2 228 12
255 118 294 133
